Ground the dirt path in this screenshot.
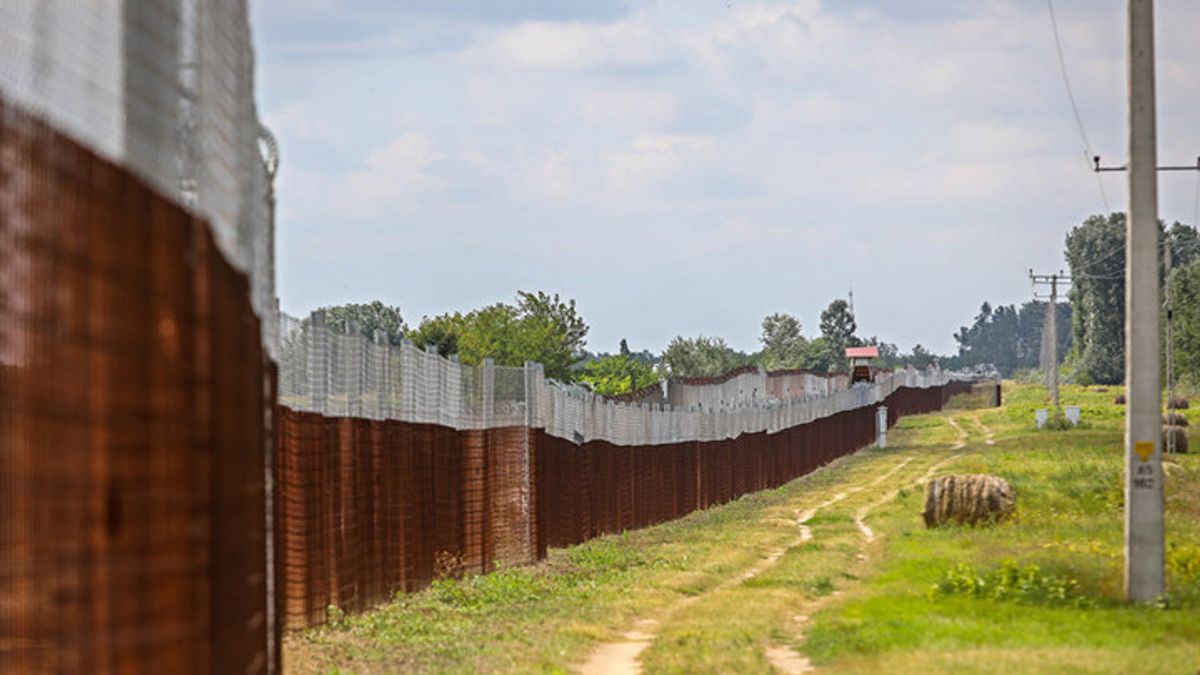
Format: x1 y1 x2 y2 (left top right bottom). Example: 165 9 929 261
577 454 915 675
579 414 977 675
764 415 971 674
968 414 996 445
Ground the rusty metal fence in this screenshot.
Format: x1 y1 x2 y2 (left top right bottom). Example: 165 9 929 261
1 80 988 669
275 412 536 629
535 382 972 552
275 381 978 630
0 98 274 673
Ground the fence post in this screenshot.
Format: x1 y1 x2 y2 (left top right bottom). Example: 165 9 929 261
308 310 328 415
346 320 362 418
483 358 495 429
398 339 416 422
523 361 544 430
374 330 388 420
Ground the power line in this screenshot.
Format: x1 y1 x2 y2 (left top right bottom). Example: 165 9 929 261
1070 239 1125 277
1046 0 1111 213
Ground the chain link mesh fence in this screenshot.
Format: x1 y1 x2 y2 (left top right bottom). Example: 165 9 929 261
278 310 964 447
0 0 278 356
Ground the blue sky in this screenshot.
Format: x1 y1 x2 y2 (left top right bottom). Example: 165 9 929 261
250 0 1200 355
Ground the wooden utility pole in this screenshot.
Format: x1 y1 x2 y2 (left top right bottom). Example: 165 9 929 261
1124 0 1164 601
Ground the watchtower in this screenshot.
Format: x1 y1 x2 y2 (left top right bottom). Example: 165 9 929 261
845 346 879 384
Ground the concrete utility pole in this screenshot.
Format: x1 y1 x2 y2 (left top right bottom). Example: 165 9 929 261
1125 0 1164 601
1048 276 1059 412
1029 271 1069 415
1163 239 1176 455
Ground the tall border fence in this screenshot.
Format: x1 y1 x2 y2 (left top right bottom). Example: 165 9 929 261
275 414 536 627
1 72 994 672
274 380 978 629
0 97 274 673
0 7 1005 671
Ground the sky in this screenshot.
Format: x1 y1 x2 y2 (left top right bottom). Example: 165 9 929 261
250 0 1200 355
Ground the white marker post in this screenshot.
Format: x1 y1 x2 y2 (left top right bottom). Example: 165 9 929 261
1125 0 1165 601
876 406 888 449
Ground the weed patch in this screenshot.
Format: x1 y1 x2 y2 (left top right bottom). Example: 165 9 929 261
930 561 1096 608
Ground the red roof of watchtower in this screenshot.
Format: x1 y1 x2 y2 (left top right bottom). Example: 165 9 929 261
845 346 880 359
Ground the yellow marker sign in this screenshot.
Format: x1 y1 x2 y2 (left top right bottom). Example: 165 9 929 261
1134 441 1154 462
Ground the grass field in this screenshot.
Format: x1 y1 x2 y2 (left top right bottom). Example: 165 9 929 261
285 382 1200 674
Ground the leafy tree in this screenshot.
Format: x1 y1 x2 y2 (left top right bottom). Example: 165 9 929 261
402 291 590 382
454 304 518 364
907 344 936 369
1066 213 1126 384
1063 214 1196 384
797 336 840 373
1168 222 1200 386
662 335 753 378
1171 259 1200 385
321 301 407 344
819 299 859 356
577 354 658 396
759 313 807 369
1165 221 1200 270
409 312 468 356
861 337 901 368
619 338 631 357
950 300 1071 376
516 291 588 355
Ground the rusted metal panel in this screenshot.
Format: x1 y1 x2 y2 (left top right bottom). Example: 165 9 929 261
0 98 272 674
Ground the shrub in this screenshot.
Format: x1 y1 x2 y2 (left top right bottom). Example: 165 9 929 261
930 561 1094 608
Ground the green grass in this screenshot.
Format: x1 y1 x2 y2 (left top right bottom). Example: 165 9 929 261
285 382 1200 674
804 383 1200 673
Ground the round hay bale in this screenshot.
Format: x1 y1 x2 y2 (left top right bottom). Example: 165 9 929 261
923 474 1015 528
1163 412 1189 427
1168 397 1190 410
1163 425 1189 454
1114 394 1126 405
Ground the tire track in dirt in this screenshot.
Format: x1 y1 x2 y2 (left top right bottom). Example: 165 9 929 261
577 454 914 675
767 415 972 674
968 414 995 445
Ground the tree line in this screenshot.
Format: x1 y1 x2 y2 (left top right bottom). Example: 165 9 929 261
1064 213 1199 385
945 213 1200 385
942 300 1072 377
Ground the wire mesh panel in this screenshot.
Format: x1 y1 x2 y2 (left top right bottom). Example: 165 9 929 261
275 309 970 448
0 0 278 357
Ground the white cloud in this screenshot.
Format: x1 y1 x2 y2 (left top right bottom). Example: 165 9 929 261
485 12 672 71
605 134 714 194
258 0 1200 354
341 133 445 214
947 121 1051 159
685 218 795 257
577 87 677 129
751 92 868 129
266 101 342 144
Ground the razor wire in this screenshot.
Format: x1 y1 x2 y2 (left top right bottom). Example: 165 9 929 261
0 0 279 356
279 310 967 446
